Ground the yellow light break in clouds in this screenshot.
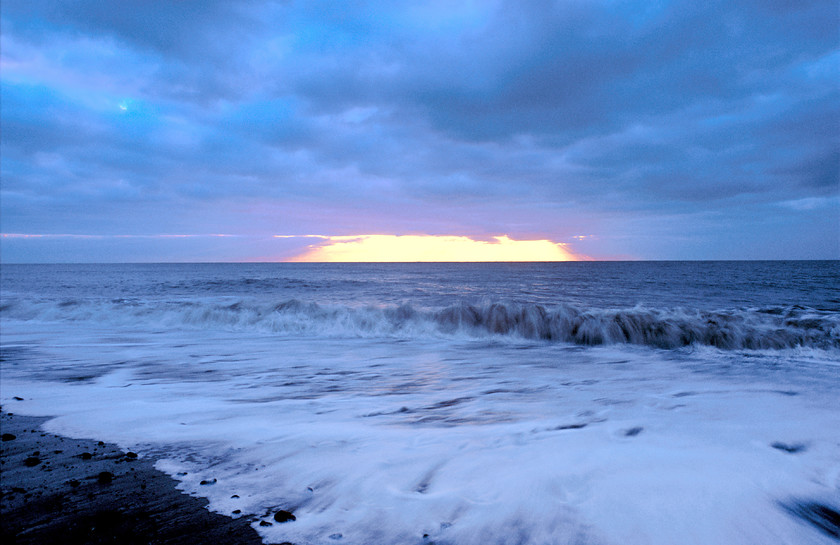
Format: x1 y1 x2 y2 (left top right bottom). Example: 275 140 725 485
285 234 582 262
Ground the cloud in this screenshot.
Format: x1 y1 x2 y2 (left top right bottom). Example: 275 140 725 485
1 0 837 261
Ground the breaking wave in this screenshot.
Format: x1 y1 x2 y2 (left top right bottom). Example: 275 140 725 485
2 297 838 351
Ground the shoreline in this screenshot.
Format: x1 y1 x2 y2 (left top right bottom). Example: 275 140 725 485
0 409 267 545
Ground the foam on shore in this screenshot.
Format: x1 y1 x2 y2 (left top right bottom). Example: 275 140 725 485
3 322 838 545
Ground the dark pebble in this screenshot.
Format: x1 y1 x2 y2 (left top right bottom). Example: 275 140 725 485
1 433 16 441
259 521 273 527
98 471 114 484
200 479 217 485
625 427 644 437
231 494 240 499
125 451 138 459
771 442 807 454
553 423 587 430
274 510 296 523
98 441 105 446
232 510 241 514
23 456 41 467
13 397 23 401
80 452 92 460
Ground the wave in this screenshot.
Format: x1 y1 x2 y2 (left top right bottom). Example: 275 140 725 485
2 297 838 351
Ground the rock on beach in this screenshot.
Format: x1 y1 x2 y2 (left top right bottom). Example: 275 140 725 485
0 410 265 545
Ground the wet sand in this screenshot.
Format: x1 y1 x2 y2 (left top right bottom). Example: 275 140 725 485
0 409 268 544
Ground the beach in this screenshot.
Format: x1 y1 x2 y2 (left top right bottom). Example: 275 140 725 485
0 409 266 545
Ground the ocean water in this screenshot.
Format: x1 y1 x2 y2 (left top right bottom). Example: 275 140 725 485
1 261 838 544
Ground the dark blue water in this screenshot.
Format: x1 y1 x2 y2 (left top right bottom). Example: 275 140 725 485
2 261 838 350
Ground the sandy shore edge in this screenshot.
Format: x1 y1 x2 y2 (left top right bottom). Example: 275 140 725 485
0 409 270 544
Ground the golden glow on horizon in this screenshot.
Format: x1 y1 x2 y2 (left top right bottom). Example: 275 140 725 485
287 234 581 262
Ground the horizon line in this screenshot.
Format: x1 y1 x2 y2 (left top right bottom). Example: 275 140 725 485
3 259 837 265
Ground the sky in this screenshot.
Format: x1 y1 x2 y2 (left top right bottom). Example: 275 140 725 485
1 0 838 262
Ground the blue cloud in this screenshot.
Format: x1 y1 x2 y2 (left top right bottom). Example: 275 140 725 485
1 0 837 261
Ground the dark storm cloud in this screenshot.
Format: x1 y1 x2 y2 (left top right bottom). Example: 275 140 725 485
1 0 263 101
1 0 837 261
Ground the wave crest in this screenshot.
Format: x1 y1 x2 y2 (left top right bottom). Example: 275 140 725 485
432 303 839 349
2 298 838 351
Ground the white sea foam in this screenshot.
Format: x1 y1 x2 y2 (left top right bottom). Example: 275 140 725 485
2 320 838 545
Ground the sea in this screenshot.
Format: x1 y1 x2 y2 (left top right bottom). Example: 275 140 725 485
1 261 838 545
